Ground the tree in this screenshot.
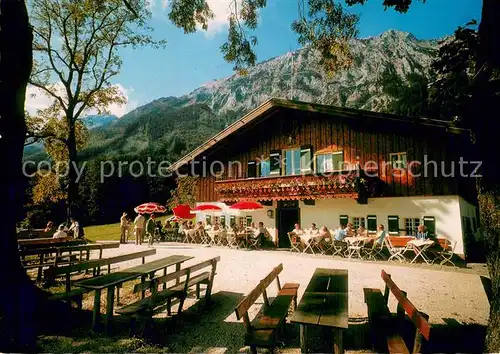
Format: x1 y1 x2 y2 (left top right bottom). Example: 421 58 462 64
1 0 499 351
27 0 166 220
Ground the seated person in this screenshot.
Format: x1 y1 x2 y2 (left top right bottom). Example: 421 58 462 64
357 225 367 237
309 223 319 234
416 224 428 240
345 222 355 237
309 226 330 244
291 223 304 235
44 221 54 233
334 224 347 241
53 224 68 239
252 221 269 245
187 221 194 229
373 224 386 245
211 222 220 231
195 221 205 231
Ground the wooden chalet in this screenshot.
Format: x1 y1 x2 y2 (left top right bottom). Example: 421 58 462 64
169 98 479 256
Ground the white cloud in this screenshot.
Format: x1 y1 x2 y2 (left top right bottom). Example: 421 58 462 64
25 83 138 119
107 84 139 118
204 0 236 37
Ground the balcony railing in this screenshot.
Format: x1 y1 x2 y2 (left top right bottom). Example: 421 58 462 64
214 170 361 201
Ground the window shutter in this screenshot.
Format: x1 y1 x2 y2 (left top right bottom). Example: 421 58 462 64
301 146 312 173
220 216 226 227
340 215 349 226
247 160 257 178
423 216 435 236
270 150 281 175
206 215 211 224
388 216 399 235
229 215 236 227
246 216 253 226
367 215 377 233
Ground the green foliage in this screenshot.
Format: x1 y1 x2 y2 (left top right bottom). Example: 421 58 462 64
292 0 359 76
168 0 214 33
168 176 198 209
379 64 430 117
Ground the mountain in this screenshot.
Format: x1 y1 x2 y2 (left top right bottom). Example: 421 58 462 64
27 30 440 162
83 115 118 129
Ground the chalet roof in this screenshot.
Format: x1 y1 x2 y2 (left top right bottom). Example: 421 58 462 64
169 97 467 172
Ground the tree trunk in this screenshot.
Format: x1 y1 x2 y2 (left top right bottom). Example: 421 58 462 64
66 119 79 221
0 0 37 351
475 0 500 351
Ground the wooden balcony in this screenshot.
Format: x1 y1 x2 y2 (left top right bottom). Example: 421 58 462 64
214 171 361 202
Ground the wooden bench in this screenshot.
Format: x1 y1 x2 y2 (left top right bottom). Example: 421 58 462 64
116 268 191 336
167 256 220 306
234 263 299 353
45 249 156 308
21 242 120 281
363 270 431 354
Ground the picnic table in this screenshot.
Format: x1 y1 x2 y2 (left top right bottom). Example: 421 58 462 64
290 268 348 354
405 239 435 264
75 254 194 334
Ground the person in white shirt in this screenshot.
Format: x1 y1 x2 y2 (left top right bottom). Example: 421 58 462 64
134 213 145 245
68 218 80 238
53 224 68 239
120 212 128 244
310 223 319 234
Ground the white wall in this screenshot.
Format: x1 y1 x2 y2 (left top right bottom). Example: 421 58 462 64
300 196 466 255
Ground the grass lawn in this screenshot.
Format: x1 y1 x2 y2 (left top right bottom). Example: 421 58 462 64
85 215 171 242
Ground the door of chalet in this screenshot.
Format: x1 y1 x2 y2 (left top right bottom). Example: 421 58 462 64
277 200 300 248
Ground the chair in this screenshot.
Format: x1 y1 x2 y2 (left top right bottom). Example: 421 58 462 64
346 239 365 259
433 238 457 266
206 230 217 246
198 229 210 244
219 229 228 247
384 237 410 262
226 231 239 249
247 233 260 250
363 239 386 261
288 232 302 253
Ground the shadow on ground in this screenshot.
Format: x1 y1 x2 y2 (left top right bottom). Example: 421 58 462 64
35 291 486 353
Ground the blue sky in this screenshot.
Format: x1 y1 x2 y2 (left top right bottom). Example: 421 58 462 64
95 0 484 115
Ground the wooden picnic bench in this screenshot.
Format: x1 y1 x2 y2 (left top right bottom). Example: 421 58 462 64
234 263 299 353
45 249 156 309
75 254 193 334
290 268 348 354
21 242 120 281
363 270 431 354
115 256 220 336
18 237 86 251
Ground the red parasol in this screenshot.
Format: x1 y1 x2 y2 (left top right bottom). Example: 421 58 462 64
193 204 222 213
229 201 263 212
172 204 195 219
134 202 167 214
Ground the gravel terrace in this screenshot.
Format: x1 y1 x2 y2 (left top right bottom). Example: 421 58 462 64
61 242 490 353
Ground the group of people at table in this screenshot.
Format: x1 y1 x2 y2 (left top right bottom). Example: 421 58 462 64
289 221 433 253
178 220 273 247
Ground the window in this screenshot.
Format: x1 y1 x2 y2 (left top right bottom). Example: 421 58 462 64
284 148 301 176
213 216 220 225
259 200 273 206
270 151 281 175
228 162 240 179
246 216 253 226
315 151 344 173
352 217 365 230
423 216 436 236
229 215 236 227
388 216 399 235
247 161 257 178
405 218 420 236
300 147 312 173
367 215 377 233
340 215 349 227
259 159 270 177
220 216 226 227
390 152 407 169
303 199 315 206
206 215 212 224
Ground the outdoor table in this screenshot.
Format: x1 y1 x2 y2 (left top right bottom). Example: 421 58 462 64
406 239 435 264
75 254 193 334
290 268 348 354
344 237 370 259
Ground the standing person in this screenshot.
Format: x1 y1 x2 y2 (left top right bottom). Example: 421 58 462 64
120 212 128 244
146 214 156 247
68 217 80 239
134 213 145 245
